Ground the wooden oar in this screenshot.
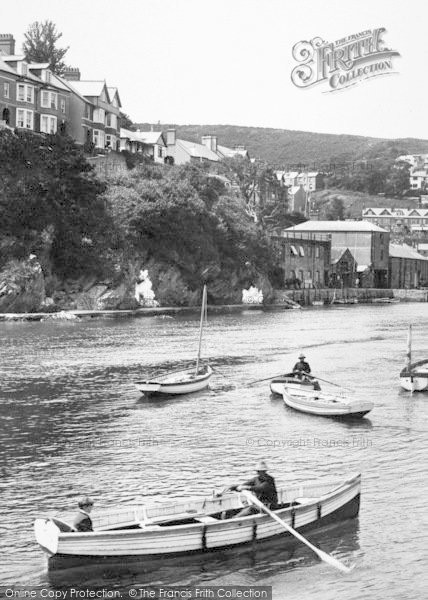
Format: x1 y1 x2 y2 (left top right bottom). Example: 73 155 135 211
309 374 351 390
247 374 284 386
242 491 354 574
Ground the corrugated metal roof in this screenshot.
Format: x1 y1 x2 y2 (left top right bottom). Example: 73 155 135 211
286 220 388 233
389 244 428 260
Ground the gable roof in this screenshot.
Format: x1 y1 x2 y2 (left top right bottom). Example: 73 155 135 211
71 80 111 101
107 86 122 108
120 129 165 146
0 55 17 75
217 144 249 159
331 247 357 264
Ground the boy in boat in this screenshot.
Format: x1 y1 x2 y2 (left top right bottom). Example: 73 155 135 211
73 496 94 532
223 461 278 517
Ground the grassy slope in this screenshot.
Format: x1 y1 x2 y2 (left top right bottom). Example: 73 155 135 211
134 123 428 165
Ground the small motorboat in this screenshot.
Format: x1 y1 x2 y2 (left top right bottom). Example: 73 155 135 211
136 285 212 396
270 373 320 396
34 474 361 566
281 385 373 418
399 325 428 392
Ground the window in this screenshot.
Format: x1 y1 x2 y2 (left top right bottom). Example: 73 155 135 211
3 82 9 98
41 91 57 109
290 245 298 255
299 246 305 257
307 271 312 280
93 129 105 148
158 146 163 158
17 84 34 103
316 270 320 283
40 115 57 134
21 63 28 76
315 246 320 258
16 108 34 129
105 134 116 149
45 70 52 83
93 108 105 123
60 98 66 113
84 104 91 120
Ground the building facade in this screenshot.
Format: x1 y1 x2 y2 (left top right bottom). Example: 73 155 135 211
272 231 331 288
285 220 390 288
388 244 428 288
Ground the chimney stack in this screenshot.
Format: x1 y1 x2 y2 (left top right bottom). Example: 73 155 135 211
166 128 176 146
0 34 15 56
202 135 217 153
63 67 81 81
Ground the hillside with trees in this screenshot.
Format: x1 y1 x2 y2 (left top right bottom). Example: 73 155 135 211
134 123 428 166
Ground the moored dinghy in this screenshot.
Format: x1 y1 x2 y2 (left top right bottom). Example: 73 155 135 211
34 474 361 565
281 385 373 418
136 285 212 395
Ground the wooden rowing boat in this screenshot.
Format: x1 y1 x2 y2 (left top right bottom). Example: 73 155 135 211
399 325 428 392
34 474 361 566
281 385 373 418
136 286 212 395
270 373 320 396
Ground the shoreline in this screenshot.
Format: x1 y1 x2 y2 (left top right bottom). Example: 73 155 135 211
0 287 427 322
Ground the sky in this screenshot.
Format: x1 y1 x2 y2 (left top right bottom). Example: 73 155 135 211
2 0 428 139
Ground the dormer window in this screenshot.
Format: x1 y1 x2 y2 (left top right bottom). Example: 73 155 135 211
45 70 52 84
21 63 28 76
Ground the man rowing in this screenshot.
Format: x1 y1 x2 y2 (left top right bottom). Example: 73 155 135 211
222 460 278 517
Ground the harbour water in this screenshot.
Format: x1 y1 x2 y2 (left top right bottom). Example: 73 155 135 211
0 303 427 599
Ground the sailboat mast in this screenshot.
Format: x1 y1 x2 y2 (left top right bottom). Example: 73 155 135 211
406 324 412 369
195 285 207 375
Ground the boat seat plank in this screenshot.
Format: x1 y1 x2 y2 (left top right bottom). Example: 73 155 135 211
196 516 219 523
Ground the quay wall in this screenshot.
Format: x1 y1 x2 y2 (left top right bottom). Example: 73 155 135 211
1 289 427 322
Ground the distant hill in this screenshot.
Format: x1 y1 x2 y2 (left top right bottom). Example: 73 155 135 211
133 123 428 167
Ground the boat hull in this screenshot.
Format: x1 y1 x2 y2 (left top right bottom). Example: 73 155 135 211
35 475 361 565
270 375 318 396
400 360 428 392
282 388 373 418
136 366 212 395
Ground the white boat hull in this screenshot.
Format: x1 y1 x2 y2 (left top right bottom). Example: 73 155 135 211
136 366 212 395
400 375 428 392
281 386 373 418
270 375 318 396
34 475 361 562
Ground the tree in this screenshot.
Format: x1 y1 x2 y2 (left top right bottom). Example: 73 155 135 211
23 21 69 75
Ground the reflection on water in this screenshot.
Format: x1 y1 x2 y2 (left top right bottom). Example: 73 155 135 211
0 303 427 600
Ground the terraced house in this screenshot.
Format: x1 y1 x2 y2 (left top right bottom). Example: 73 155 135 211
0 33 122 152
0 35 70 135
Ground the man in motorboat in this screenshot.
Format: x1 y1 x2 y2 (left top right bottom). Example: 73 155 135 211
72 496 94 532
221 460 278 517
